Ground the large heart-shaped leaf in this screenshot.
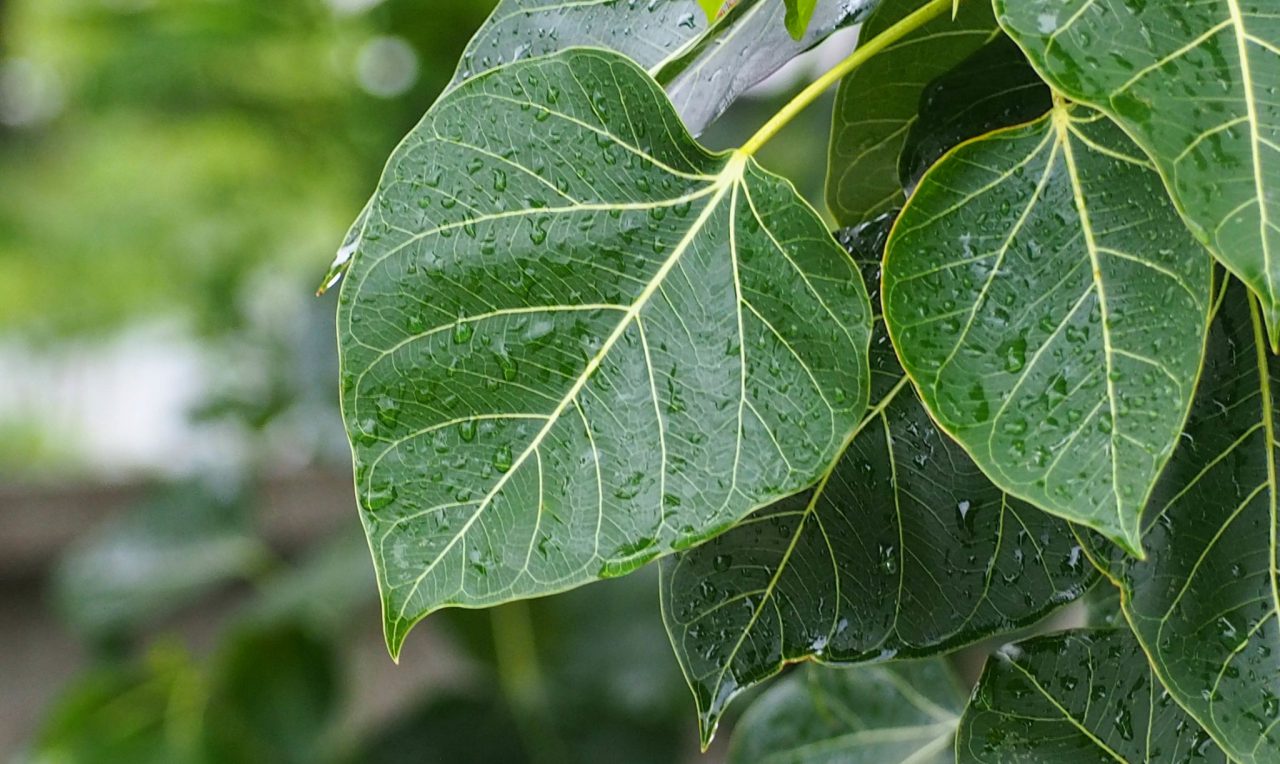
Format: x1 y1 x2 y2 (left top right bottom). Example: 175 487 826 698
1083 280 1280 762
451 0 875 137
337 48 872 657
883 104 1213 554
729 660 963 764
959 629 1225 763
997 0 1280 349
661 215 1093 745
826 0 998 226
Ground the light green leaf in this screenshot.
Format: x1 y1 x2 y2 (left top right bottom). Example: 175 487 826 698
1085 279 1280 763
729 660 963 764
883 104 1213 555
996 0 1280 349
826 0 998 226
783 0 817 40
661 214 1094 746
337 48 872 658
958 629 1225 763
698 0 725 20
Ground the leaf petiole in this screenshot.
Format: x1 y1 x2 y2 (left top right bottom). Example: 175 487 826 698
739 0 960 157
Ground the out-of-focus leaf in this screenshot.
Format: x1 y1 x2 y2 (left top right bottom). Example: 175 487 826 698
31 646 204 764
997 0 1280 349
883 103 1213 554
337 48 871 657
52 483 269 640
826 0 997 226
898 35 1051 195
729 660 963 763
201 623 341 764
242 527 377 633
661 214 1093 745
1080 280 1280 763
352 692 530 764
958 629 1225 762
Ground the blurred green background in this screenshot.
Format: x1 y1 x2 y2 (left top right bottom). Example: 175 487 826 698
0 0 841 760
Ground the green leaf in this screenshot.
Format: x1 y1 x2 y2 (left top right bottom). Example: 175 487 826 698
882 104 1213 555
1087 279 1280 762
897 35 1051 195
450 0 875 137
826 0 998 226
783 0 817 39
996 0 1280 350
655 0 876 135
337 48 872 658
661 214 1094 746
729 661 963 764
958 629 1225 763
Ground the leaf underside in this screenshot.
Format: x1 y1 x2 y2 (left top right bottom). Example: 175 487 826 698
959 629 1225 762
826 0 998 226
337 48 872 657
997 0 1280 347
730 660 962 764
883 104 1213 554
661 215 1094 745
1088 280 1280 763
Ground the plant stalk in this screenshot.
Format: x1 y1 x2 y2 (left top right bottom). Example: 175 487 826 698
739 0 959 157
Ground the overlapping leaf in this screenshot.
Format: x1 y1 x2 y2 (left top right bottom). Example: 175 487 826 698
826 0 998 226
883 104 1213 554
959 629 1225 762
337 49 872 657
451 0 875 136
661 216 1093 745
1082 280 1280 763
997 0 1280 348
729 660 963 764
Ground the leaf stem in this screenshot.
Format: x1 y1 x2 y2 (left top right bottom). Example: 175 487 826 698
739 0 958 157
491 601 565 764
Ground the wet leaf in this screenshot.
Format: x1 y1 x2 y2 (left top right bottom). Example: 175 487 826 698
997 0 1280 349
898 35 1052 196
1084 279 1280 763
883 103 1213 555
337 49 872 658
661 214 1093 745
729 660 963 763
958 629 1226 763
826 0 997 226
452 0 874 136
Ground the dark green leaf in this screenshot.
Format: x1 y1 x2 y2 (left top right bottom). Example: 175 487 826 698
783 0 817 39
1088 279 1280 763
958 629 1225 763
662 214 1093 745
729 661 963 763
202 624 341 764
898 35 1052 195
996 0 1280 349
826 0 998 226
883 104 1213 554
337 49 872 658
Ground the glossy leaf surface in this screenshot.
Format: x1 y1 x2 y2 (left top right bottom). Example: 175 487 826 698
729 661 962 764
883 104 1213 554
959 629 1225 763
1088 281 1280 763
997 0 1280 348
782 0 817 40
452 0 874 136
898 35 1051 196
826 0 997 226
337 49 872 657
661 215 1093 744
